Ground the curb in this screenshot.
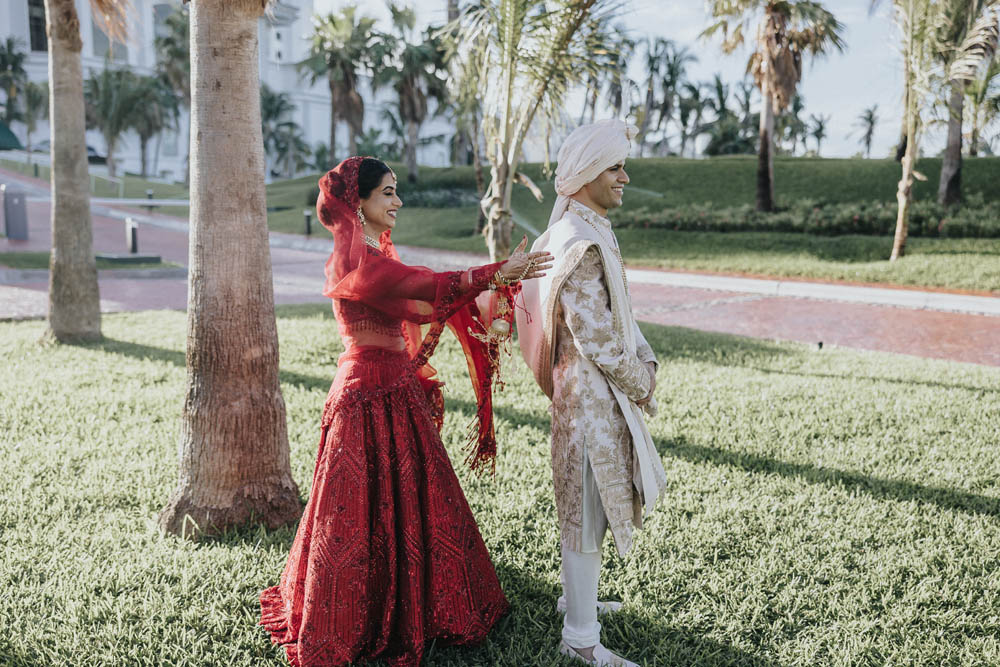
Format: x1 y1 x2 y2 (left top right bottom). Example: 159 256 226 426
0 267 188 282
629 269 1000 317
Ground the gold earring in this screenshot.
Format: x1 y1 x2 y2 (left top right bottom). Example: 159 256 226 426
356 207 366 226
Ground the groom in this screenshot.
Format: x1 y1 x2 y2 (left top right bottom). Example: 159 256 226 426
517 119 667 666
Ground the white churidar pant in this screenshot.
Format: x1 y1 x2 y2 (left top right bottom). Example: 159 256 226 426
560 440 609 649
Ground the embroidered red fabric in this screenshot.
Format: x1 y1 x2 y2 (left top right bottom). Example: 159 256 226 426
260 158 510 666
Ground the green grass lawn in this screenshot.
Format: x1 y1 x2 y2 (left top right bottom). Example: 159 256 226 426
0 251 179 271
2 307 999 665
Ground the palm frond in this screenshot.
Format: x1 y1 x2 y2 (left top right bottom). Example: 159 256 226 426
948 10 1000 81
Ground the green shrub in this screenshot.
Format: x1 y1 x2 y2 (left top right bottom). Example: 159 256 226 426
611 194 1000 238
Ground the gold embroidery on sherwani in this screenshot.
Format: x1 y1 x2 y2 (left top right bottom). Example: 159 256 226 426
551 247 652 556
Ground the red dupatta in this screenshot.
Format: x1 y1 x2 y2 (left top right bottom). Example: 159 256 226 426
317 157 508 472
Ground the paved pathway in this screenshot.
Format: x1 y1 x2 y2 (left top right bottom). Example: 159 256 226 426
2 166 998 367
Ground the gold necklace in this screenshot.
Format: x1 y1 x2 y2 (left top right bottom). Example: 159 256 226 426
570 202 629 294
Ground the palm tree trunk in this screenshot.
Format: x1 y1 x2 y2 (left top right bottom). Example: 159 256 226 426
107 137 117 179
405 119 419 183
44 0 101 342
327 76 338 165
938 79 964 207
140 135 149 178
348 129 358 157
470 120 486 234
159 0 300 539
892 65 918 262
969 122 980 157
637 81 655 157
756 81 776 213
483 163 514 261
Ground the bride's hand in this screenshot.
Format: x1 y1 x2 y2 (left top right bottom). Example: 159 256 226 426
500 236 553 282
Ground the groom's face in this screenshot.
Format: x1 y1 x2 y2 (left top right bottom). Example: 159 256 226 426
582 161 630 211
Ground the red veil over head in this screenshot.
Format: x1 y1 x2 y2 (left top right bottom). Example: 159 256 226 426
317 156 507 472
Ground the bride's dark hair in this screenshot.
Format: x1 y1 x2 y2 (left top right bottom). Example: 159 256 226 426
357 158 393 200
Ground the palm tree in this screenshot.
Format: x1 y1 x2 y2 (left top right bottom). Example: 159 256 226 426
158 0 301 538
130 75 179 178
704 1 845 212
42 0 126 342
21 81 48 162
605 25 635 119
154 7 190 182
776 92 807 153
933 1 999 207
636 37 670 156
680 81 708 156
965 51 1000 154
260 83 308 177
577 15 615 124
853 104 879 157
299 6 377 165
375 5 449 183
452 0 620 260
653 44 698 154
809 112 830 154
84 64 142 179
882 0 937 260
0 37 28 124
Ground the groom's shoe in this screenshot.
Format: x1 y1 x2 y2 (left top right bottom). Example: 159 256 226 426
558 640 639 667
556 596 623 616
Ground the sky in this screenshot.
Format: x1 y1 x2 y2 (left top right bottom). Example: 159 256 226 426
312 0 923 159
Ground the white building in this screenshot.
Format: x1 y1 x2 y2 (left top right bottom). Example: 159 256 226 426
1 0 453 183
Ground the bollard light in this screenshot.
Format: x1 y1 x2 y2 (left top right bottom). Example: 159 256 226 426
126 217 138 254
304 209 312 236
145 189 154 214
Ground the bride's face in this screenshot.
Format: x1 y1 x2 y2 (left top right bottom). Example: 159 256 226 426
360 172 402 235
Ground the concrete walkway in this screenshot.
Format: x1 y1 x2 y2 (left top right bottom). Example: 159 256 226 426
3 166 998 367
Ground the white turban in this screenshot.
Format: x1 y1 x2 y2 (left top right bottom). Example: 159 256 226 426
548 119 638 227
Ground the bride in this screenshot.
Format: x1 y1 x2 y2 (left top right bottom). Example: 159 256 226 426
260 156 552 667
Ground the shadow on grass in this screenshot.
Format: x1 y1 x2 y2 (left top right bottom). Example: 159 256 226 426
658 434 1000 519
423 563 777 667
85 337 334 393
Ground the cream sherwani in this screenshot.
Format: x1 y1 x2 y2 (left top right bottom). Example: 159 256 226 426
519 200 667 558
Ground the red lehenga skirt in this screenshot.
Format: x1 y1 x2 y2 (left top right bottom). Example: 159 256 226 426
260 347 509 667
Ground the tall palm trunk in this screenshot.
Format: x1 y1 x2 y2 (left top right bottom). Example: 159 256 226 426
757 78 776 212
636 80 655 157
106 137 118 179
938 79 964 207
892 59 918 262
405 118 419 183
470 115 487 234
969 122 980 156
139 136 150 178
44 0 101 342
159 0 301 538
327 75 338 164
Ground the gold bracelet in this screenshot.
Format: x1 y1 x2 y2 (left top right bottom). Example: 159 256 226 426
515 259 533 283
492 269 509 289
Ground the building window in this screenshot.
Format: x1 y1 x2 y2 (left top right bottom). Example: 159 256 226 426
92 18 128 62
153 3 174 40
28 0 48 52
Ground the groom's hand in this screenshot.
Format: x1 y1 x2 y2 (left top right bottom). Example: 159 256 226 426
637 362 656 406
